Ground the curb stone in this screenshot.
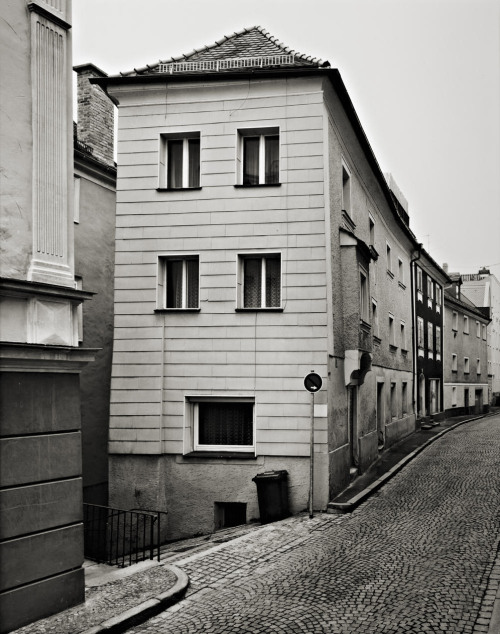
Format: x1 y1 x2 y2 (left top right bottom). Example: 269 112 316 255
327 413 490 514
80 565 189 634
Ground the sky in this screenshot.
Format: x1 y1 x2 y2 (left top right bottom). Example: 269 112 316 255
72 0 500 276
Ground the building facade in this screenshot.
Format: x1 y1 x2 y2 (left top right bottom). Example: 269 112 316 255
461 269 500 405
0 1 95 630
443 279 490 416
412 250 450 422
97 27 421 541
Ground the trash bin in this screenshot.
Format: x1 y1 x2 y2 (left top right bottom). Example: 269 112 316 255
252 470 289 524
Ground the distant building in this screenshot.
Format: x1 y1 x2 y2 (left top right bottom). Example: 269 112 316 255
461 269 500 405
443 275 490 416
0 0 96 630
95 26 425 540
74 63 117 505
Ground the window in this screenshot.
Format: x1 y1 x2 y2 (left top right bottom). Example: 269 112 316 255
463 315 469 334
398 258 405 286
435 286 442 313
417 316 424 355
360 270 369 322
476 321 480 338
159 133 200 189
464 357 470 374
452 353 457 372
191 399 254 453
427 322 433 359
400 321 407 350
372 299 379 338
74 175 81 223
477 358 481 375
342 161 351 215
482 324 487 340
416 267 423 302
369 215 375 246
157 256 199 309
389 314 396 347
386 243 393 275
238 254 281 309
452 311 458 331
427 277 434 308
435 326 441 360
402 382 408 415
390 382 397 419
238 128 279 185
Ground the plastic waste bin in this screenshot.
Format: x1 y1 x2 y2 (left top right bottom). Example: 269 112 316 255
252 470 289 524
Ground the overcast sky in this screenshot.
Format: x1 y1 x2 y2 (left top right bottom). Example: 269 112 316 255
72 0 500 276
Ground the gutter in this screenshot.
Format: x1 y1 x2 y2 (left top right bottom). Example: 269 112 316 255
410 244 423 415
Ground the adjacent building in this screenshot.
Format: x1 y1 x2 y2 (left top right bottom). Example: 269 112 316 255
0 1 96 630
443 275 490 416
461 269 500 405
95 26 427 540
412 249 450 423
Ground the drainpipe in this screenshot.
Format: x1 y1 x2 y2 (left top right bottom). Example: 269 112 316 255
410 244 423 417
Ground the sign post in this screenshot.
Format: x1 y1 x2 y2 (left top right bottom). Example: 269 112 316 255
304 371 322 519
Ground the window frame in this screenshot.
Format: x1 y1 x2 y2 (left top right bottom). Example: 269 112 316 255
416 267 423 302
463 315 469 334
360 268 369 323
236 252 283 311
427 322 434 359
341 159 352 216
389 313 396 348
398 258 405 288
477 358 481 375
417 316 425 356
372 298 380 339
156 254 200 311
236 127 280 186
427 277 434 308
464 357 470 374
435 285 442 313
400 320 407 351
159 131 201 190
452 311 458 331
386 242 393 277
452 353 458 372
435 325 441 361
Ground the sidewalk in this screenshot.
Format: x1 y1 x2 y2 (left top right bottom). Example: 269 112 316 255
13 409 499 634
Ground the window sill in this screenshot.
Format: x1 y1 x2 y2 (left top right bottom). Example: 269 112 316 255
401 348 408 354
234 183 281 188
398 281 406 290
154 308 201 313
373 335 382 345
387 270 394 279
156 187 202 192
235 307 284 312
183 451 257 460
389 344 398 352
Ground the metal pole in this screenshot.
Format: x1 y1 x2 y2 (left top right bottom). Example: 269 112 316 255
309 390 315 518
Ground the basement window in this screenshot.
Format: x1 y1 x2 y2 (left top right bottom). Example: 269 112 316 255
214 502 247 530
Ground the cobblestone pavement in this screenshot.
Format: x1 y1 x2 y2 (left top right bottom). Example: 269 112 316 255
130 415 500 634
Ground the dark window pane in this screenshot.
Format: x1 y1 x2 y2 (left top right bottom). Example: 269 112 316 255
243 137 259 185
186 259 199 308
188 139 200 188
265 135 279 184
168 140 183 188
166 260 183 307
244 258 262 307
265 257 281 307
198 402 253 446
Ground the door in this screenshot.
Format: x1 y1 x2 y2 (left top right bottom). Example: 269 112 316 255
475 389 483 414
348 385 358 467
464 388 469 413
376 382 384 449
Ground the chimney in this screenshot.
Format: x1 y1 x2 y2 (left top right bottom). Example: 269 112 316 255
442 263 448 273
74 63 114 167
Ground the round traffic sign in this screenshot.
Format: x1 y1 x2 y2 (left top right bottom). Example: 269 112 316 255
304 372 322 393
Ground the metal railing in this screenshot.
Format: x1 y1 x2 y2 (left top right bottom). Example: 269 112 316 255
158 54 295 74
83 503 166 567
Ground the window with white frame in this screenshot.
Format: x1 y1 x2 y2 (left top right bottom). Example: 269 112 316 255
427 322 434 359
237 128 279 185
159 132 200 189
463 315 469 334
386 243 393 275
476 321 480 337
369 214 375 246
435 285 442 313
464 357 470 374
372 299 379 338
482 324 487 340
477 358 481 375
435 325 441 360
452 311 458 331
360 269 369 322
342 161 351 215
416 267 423 302
157 255 199 309
190 398 255 453
74 175 81 223
452 353 457 372
389 314 396 347
417 316 424 355
427 277 434 308
238 254 281 309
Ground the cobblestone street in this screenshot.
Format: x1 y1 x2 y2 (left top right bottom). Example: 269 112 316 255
130 415 500 634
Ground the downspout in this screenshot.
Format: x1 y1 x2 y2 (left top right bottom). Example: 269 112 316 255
410 244 423 417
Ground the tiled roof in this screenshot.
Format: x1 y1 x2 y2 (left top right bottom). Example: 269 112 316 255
120 26 329 76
